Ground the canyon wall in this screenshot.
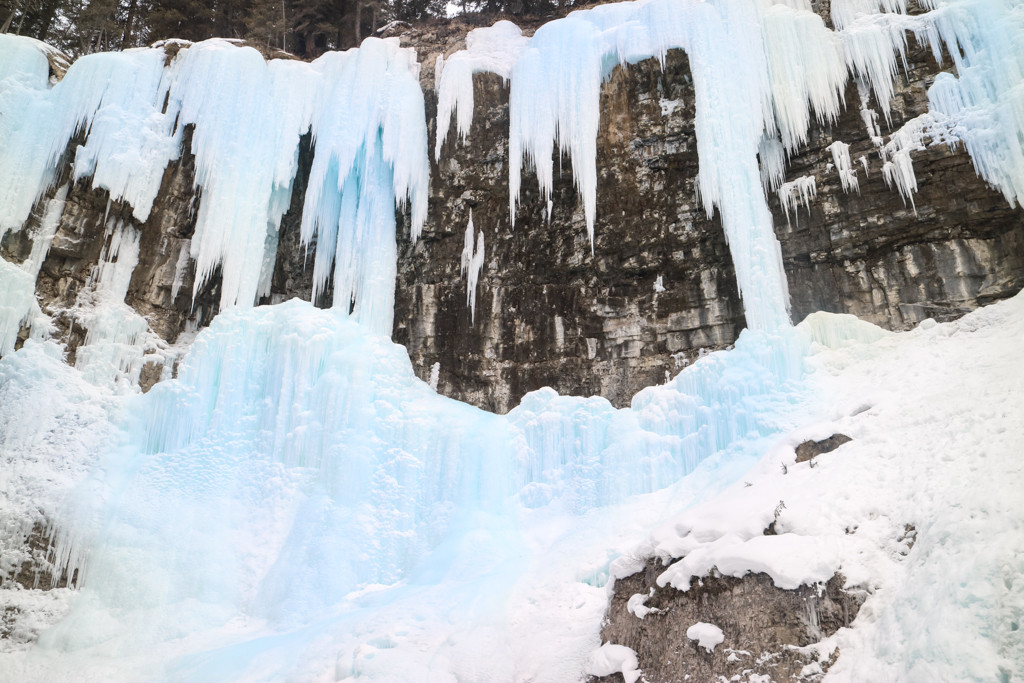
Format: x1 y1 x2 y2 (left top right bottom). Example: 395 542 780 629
2 15 1022 413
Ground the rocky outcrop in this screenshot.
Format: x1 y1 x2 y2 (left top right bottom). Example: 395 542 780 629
593 563 863 683
773 40 1024 330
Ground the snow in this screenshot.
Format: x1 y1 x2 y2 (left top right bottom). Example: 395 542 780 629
586 643 641 683
686 621 725 652
626 588 662 618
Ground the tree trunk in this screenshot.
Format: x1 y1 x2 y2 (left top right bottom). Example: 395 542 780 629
354 1 362 46
121 0 138 49
1 9 16 34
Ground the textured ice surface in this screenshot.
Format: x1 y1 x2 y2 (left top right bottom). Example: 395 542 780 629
0 299 810 681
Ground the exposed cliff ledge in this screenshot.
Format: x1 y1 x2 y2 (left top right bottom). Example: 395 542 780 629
591 565 863 683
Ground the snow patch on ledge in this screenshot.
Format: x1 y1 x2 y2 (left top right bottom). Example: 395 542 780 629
687 621 725 653
586 643 641 683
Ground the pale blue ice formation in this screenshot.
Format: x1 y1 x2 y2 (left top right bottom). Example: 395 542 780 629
35 299 807 679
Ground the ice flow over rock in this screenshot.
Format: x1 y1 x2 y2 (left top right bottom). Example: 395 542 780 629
0 0 1023 679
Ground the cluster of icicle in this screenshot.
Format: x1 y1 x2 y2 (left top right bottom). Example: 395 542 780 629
435 0 1024 330
0 34 429 346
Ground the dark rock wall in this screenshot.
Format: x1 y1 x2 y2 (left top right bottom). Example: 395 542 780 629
395 20 1024 411
2 18 1022 410
395 38 745 413
774 40 1024 329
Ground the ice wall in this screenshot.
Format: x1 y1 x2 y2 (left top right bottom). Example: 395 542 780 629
0 35 428 337
32 298 807 677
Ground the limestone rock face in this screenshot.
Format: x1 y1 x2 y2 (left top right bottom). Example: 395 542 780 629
2 18 1022 411
390 20 1024 411
774 41 1024 330
395 32 743 412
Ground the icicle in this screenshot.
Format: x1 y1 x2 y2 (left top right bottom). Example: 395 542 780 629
435 21 529 160
301 38 429 335
23 183 68 278
0 259 37 356
827 141 860 193
831 0 906 32
778 175 817 223
1 36 428 319
460 210 486 324
882 153 918 211
758 134 787 192
0 35 60 239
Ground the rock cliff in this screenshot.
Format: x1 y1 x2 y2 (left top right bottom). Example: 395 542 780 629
2 17 1021 412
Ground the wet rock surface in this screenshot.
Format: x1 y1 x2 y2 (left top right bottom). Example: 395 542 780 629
593 561 863 683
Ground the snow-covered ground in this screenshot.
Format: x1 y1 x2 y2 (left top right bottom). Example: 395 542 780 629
0 292 1020 682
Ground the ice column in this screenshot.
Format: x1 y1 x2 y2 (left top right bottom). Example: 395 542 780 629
460 210 485 323
301 38 429 335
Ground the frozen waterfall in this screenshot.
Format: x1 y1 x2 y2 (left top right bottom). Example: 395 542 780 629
1 0 1023 679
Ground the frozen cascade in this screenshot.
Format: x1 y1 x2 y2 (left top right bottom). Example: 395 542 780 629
29 300 808 680
1 0 1024 680
0 35 428 328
